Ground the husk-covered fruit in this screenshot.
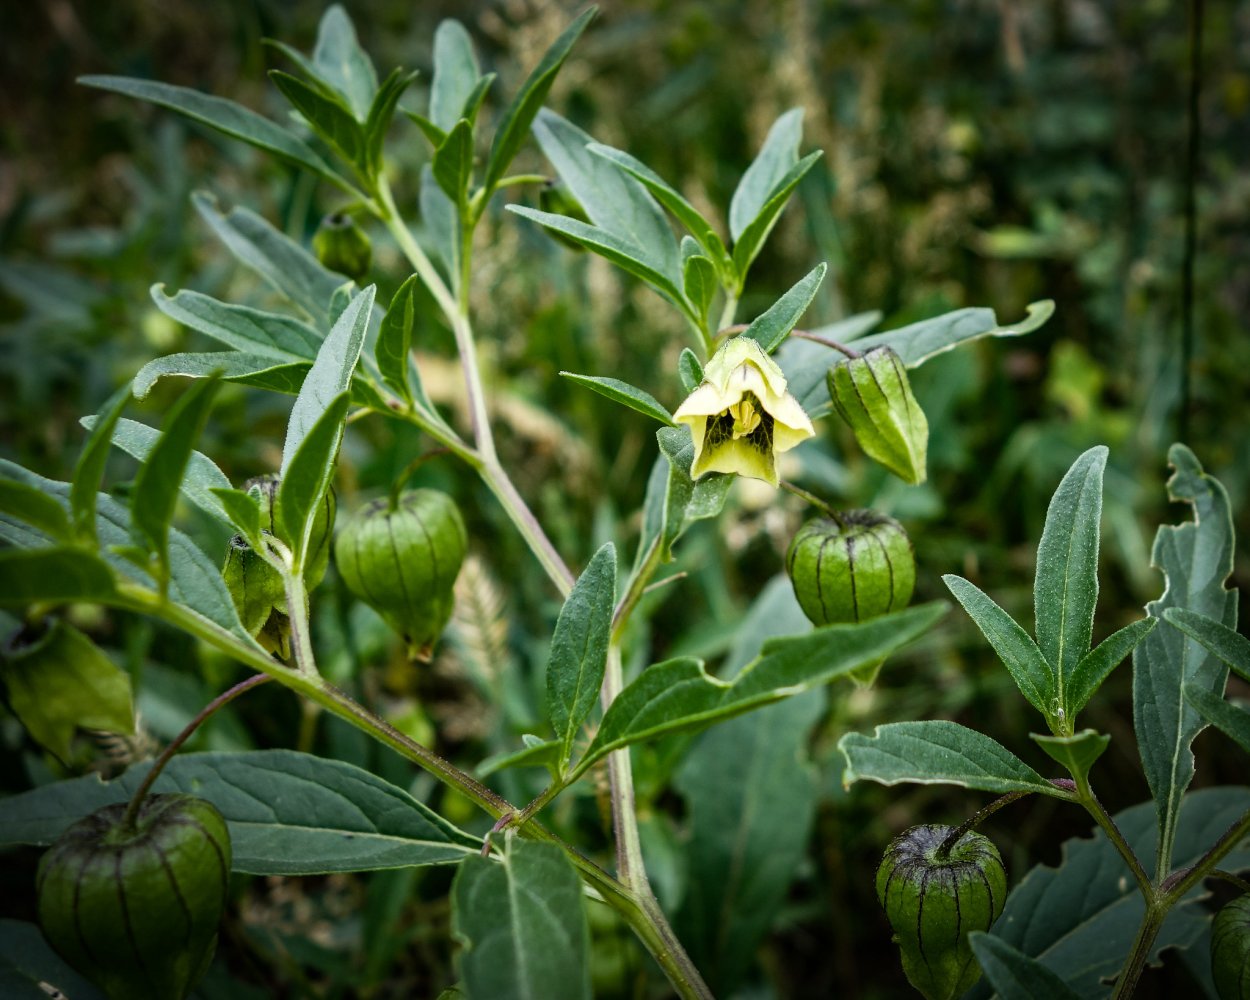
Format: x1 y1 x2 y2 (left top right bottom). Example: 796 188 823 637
335 489 467 659
36 794 231 1000
1212 894 1250 999
786 510 915 626
312 212 372 281
828 346 928 484
876 824 1006 1000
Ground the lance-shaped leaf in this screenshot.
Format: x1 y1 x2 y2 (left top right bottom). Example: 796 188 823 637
0 549 116 606
271 70 367 177
731 150 823 283
152 284 321 360
278 391 350 575
729 108 803 241
546 543 616 769
742 263 826 353
430 20 481 133
1064 616 1157 723
570 602 945 780
682 253 718 328
433 119 474 204
0 750 480 874
132 351 309 400
481 8 596 196
559 373 674 425
1165 607 1250 682
1034 446 1107 717
0 476 71 541
967 787 1250 999
71 384 130 544
375 274 439 419
838 720 1063 796
311 4 378 120
678 347 704 394
944 574 1053 718
363 68 417 177
1133 444 1237 875
281 285 374 475
80 415 233 526
129 375 221 582
79 76 355 194
452 838 590 1000
969 934 1083 1000
193 192 344 328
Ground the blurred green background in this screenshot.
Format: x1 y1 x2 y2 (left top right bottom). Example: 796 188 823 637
2 1 1249 997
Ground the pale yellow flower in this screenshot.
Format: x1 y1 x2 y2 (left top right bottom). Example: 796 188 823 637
673 336 815 486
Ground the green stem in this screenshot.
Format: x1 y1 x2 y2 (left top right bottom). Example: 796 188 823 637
1078 783 1154 898
480 459 576 595
121 672 272 830
936 791 1031 859
1211 870 1250 895
1110 904 1167 1000
779 480 846 528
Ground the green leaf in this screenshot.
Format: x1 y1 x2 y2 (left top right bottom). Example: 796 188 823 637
132 351 309 400
1029 730 1110 788
433 118 474 203
152 284 321 360
0 920 107 1000
420 164 460 283
376 274 419 406
193 192 345 328
1065 617 1158 721
968 934 1083 1000
212 487 263 545
129 375 221 579
508 206 690 315
0 749 480 874
71 384 130 544
0 476 71 541
650 425 731 562
674 578 822 994
1133 444 1237 875
271 70 367 178
430 20 481 133
1035 446 1107 714
481 8 596 197
281 285 374 475
547 543 616 769
312 4 378 120
574 602 944 779
1165 607 1250 682
678 348 704 394
742 263 826 353
559 372 674 425
2 620 134 760
0 549 116 606
451 838 590 1000
587 143 730 269
78 75 353 194
278 392 350 575
1183 683 1250 754
80 415 232 526
729 108 803 241
533 111 679 283
475 736 563 780
731 150 822 283
838 720 1062 796
969 787 1250 999
363 68 417 176
682 253 718 328
943 574 1053 718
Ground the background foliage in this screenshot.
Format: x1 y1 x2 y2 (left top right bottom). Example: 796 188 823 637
1 1 1248 997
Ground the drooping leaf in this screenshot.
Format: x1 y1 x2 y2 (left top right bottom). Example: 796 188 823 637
546 544 616 769
674 578 822 995
0 749 480 873
271 70 367 176
70 384 130 544
742 263 826 353
943 574 1052 718
80 415 232 526
729 108 803 241
2 620 134 761
968 787 1250 999
1034 446 1107 715
79 75 355 194
1133 444 1237 875
559 373 674 425
0 549 116 606
430 20 481 133
572 602 945 779
838 720 1063 796
969 934 1083 1000
152 284 321 360
129 375 221 580
481 8 596 197
312 4 378 120
281 285 374 475
1029 730 1111 789
731 150 823 283
0 476 71 541
1165 607 1250 682
533 110 680 283
193 192 345 328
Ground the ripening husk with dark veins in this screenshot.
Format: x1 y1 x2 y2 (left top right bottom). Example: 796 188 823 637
1212 894 1250 1000
36 793 231 1000
875 824 1006 1000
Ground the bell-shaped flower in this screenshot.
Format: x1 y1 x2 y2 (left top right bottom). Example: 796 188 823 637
673 336 815 486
